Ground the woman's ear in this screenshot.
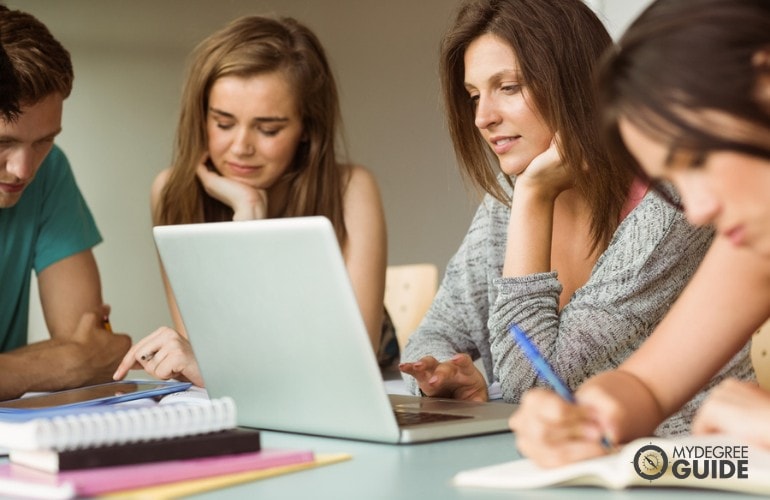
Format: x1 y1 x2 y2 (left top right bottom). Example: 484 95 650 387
752 48 770 68
752 49 770 114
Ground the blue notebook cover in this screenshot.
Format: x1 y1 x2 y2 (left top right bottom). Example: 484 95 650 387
0 380 191 421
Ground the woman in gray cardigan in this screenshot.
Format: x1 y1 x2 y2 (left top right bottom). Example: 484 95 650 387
399 0 753 437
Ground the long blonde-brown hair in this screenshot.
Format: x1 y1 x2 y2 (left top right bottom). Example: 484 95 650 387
441 0 634 251
157 16 349 243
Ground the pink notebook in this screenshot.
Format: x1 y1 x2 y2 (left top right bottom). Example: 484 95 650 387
0 448 314 499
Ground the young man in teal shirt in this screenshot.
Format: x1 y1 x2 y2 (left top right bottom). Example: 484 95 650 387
0 6 131 400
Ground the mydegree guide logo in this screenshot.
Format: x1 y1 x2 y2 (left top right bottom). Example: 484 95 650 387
632 442 749 482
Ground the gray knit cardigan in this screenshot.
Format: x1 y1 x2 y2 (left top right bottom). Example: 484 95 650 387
403 181 754 436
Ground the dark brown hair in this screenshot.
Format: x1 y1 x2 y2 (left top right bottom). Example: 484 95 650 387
441 0 633 251
0 4 73 118
598 0 770 197
158 16 350 244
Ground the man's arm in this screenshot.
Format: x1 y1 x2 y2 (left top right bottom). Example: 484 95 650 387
0 250 131 400
0 312 131 400
37 249 102 339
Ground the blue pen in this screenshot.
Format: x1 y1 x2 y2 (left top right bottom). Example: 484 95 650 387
509 323 612 449
508 323 575 402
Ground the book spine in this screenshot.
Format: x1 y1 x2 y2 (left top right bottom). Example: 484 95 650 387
12 428 262 472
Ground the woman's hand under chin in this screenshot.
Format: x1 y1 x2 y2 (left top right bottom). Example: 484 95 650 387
516 135 575 202
195 160 268 220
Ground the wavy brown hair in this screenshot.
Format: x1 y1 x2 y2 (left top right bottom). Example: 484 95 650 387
441 0 634 251
157 15 350 243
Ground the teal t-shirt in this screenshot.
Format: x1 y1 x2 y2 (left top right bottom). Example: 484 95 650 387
0 145 102 351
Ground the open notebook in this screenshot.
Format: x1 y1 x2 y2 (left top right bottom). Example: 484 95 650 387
454 434 770 495
153 217 516 444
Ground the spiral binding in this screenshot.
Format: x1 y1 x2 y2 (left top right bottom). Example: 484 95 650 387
32 397 237 451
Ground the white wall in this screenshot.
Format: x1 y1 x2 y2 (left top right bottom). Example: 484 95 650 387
14 0 651 344
599 0 653 38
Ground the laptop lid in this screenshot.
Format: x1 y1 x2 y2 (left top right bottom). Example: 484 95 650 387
153 217 515 444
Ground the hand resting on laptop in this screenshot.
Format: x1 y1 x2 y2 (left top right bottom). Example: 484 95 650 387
399 354 488 402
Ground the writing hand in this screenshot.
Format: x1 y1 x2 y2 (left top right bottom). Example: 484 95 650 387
509 387 613 467
113 326 205 387
196 159 268 220
399 354 488 402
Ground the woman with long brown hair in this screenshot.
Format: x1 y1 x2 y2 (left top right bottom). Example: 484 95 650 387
115 15 390 385
400 0 752 438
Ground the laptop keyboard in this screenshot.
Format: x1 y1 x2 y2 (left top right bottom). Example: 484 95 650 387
394 410 473 427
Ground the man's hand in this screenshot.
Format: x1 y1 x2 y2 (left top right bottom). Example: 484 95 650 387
0 312 132 400
60 312 133 386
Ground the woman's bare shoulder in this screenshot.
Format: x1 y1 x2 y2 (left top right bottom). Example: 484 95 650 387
345 164 381 194
150 168 173 211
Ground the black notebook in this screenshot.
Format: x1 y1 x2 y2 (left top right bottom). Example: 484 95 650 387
9 427 261 473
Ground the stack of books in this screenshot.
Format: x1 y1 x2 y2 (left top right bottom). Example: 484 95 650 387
0 382 349 498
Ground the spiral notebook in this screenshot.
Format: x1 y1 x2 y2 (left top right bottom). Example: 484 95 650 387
0 396 237 451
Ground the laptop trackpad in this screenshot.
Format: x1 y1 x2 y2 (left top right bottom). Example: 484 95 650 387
391 396 491 413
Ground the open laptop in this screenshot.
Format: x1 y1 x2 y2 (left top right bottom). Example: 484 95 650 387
153 216 516 444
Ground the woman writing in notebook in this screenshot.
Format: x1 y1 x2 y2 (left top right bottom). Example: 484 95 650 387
510 0 770 465
398 0 753 436
113 16 391 386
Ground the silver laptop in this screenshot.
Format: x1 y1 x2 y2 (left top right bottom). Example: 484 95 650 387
153 216 516 444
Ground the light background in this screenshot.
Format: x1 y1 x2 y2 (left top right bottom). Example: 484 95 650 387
12 0 652 343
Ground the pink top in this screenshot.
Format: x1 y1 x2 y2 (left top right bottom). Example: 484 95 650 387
619 177 649 222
